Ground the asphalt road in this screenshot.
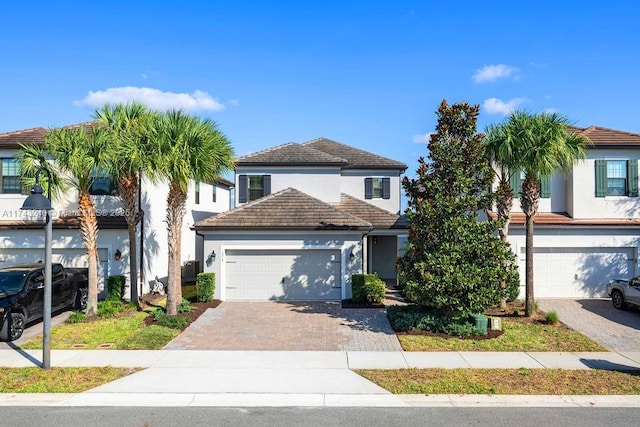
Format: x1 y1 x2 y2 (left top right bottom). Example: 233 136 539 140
3 407 639 427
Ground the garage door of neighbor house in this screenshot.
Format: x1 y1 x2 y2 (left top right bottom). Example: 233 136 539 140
0 248 109 291
225 249 341 301
527 247 635 298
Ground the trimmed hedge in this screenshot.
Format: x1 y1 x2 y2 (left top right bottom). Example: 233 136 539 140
107 275 126 301
196 272 216 302
351 273 386 304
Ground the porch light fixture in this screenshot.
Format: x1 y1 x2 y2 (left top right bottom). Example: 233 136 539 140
349 252 355 262
21 167 53 370
207 250 216 263
114 249 122 261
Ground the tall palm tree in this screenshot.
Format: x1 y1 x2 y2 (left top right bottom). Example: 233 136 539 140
153 110 234 315
94 102 156 302
20 124 110 315
503 111 589 316
484 122 518 309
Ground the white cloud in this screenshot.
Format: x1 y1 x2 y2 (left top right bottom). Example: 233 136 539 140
73 87 225 112
483 97 529 115
412 133 432 143
473 64 519 83
228 98 239 107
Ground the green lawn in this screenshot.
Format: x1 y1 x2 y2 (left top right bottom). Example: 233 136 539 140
0 367 140 393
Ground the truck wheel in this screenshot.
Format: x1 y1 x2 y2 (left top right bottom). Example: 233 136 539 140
0 312 26 342
75 287 88 311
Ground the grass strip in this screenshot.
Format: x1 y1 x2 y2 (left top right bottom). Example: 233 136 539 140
358 368 640 395
0 367 140 393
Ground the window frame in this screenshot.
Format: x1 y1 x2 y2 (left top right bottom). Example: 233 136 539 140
0 158 26 195
89 167 116 196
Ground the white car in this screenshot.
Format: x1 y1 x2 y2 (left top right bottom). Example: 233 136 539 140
607 276 640 310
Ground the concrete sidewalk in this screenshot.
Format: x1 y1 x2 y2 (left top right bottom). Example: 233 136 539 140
1 350 640 407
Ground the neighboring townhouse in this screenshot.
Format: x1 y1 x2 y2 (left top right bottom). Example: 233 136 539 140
503 126 640 298
0 125 233 298
195 138 408 301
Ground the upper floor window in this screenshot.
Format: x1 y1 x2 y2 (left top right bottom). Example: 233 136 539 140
595 159 638 197
237 174 271 203
89 167 116 195
1 158 25 194
364 177 390 199
508 170 551 199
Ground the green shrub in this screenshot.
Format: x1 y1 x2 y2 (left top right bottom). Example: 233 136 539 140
387 305 486 337
152 309 189 329
545 310 560 325
66 311 86 324
351 273 386 304
177 298 195 313
504 279 520 302
196 272 216 302
97 299 125 318
107 275 126 301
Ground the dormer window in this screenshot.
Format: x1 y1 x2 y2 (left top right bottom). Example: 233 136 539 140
364 177 390 199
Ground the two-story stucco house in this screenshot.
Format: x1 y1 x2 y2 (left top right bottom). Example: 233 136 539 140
0 125 233 298
195 138 408 301
503 126 640 298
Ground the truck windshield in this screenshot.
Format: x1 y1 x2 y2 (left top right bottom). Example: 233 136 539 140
0 271 29 294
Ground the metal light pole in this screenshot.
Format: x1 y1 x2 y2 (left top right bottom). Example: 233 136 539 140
21 167 53 370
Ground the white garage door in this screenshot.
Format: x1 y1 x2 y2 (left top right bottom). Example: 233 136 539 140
523 247 635 298
225 249 341 300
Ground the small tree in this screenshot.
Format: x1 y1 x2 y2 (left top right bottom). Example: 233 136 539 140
398 100 519 321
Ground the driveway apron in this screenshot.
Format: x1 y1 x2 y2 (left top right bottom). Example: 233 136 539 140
538 298 640 352
164 301 402 351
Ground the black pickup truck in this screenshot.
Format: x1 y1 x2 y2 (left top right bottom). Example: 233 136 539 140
0 263 88 341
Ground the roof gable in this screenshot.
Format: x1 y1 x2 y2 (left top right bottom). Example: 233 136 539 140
303 137 407 170
335 194 408 229
196 187 372 229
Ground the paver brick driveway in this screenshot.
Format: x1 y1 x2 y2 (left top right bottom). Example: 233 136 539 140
539 298 640 352
164 301 402 351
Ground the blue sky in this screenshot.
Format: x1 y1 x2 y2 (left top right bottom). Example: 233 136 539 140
1 1 639 180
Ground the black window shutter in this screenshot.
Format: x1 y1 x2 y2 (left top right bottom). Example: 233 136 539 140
540 175 551 198
628 160 638 197
508 169 521 196
263 175 271 196
238 174 248 203
364 178 373 199
382 178 391 199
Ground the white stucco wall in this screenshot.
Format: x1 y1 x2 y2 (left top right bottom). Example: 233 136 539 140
569 149 640 219
235 166 342 204
503 174 567 214
340 170 402 214
200 230 366 300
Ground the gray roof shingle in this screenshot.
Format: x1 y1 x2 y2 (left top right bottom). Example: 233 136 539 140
303 138 408 170
236 142 348 166
335 194 408 229
195 188 372 230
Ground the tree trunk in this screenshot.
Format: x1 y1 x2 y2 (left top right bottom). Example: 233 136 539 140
525 213 535 317
117 173 139 302
165 183 187 316
78 192 99 315
496 180 513 310
520 174 539 318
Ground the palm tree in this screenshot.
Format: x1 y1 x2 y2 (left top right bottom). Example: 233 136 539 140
20 124 110 315
503 111 589 316
94 102 156 302
153 110 234 315
484 122 518 309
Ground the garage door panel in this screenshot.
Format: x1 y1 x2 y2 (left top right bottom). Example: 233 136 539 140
525 247 634 298
225 249 341 301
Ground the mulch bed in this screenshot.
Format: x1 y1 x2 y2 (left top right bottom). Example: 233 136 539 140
140 293 221 331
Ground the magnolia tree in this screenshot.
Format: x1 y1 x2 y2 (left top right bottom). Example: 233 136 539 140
398 100 519 320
